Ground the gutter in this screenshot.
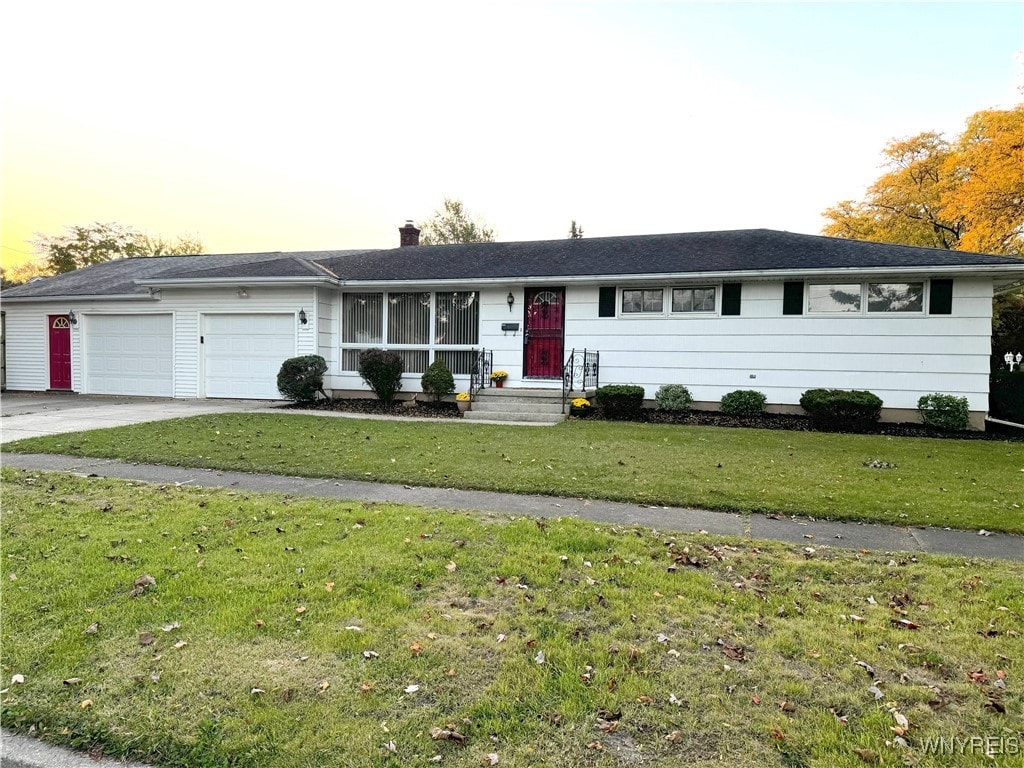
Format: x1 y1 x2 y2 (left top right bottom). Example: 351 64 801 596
335 263 1024 289
0 294 159 303
135 276 339 288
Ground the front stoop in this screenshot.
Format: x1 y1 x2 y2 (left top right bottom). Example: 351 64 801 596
463 388 569 424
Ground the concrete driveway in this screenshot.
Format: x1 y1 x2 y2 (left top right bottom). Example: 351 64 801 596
0 392 279 444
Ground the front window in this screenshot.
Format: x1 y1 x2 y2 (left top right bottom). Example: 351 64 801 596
808 284 862 313
672 287 716 313
341 291 480 374
868 283 924 313
622 289 663 314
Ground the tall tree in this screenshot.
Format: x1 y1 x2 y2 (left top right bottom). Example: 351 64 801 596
0 258 53 288
822 132 963 250
569 220 584 239
33 222 205 274
418 199 495 245
940 106 1024 255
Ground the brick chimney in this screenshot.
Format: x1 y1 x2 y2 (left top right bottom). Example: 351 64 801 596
399 220 420 247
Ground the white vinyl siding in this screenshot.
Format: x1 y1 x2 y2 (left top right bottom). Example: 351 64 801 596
552 279 994 413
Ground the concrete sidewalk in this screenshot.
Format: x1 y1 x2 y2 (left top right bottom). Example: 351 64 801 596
4 452 1022 561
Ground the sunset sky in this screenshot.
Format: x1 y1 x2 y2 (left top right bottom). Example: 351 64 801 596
2 1 1021 269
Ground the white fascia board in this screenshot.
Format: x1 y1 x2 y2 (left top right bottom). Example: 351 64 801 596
135 276 338 288
0 294 158 303
337 263 1024 289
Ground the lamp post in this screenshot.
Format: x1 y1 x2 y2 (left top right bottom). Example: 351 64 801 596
1005 352 1022 372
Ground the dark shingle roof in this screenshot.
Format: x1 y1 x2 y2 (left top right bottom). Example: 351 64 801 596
315 229 1023 281
3 230 1020 299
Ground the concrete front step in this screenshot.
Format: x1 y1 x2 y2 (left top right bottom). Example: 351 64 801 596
463 410 563 423
464 387 573 424
471 400 565 414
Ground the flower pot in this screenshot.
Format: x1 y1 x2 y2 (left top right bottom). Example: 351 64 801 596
457 400 470 413
494 380 504 388
570 406 591 418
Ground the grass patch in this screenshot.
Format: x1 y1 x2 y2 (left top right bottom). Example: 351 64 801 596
6 414 1024 533
2 468 1023 767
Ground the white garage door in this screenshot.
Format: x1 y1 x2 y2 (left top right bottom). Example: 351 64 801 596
85 314 174 396
203 313 295 399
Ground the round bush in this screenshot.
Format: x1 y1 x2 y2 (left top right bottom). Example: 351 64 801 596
276 355 328 402
421 358 455 401
655 384 693 412
720 389 767 417
917 393 969 431
358 348 404 405
596 384 646 419
799 388 882 432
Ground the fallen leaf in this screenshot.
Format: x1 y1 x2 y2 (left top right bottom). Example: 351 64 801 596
173 640 188 649
636 695 654 706
404 684 420 694
868 685 885 700
891 619 919 630
410 642 423 655
344 625 363 631
779 700 797 713
363 650 379 659
324 582 335 592
853 747 878 763
429 726 467 745
854 660 875 677
251 687 265 695
134 574 156 589
484 754 499 765
11 674 25 685
383 740 397 753
161 621 180 632
446 668 457 677
80 699 93 708
892 710 909 729
360 681 375 691
138 632 156 646
534 651 545 664
319 680 330 692
446 561 458 572
63 678 83 686
84 623 99 635
295 606 306 614
255 619 265 628
665 730 683 742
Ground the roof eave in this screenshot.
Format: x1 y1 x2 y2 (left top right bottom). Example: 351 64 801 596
0 293 157 303
135 276 339 288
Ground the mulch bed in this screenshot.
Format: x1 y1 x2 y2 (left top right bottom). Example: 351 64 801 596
282 398 463 419
280 398 1021 440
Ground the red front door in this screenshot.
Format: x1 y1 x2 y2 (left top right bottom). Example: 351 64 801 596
48 315 72 390
524 288 564 378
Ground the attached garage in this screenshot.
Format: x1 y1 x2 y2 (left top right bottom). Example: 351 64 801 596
84 314 173 396
202 313 295 399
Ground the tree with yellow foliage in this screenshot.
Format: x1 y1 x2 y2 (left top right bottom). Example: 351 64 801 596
823 105 1023 256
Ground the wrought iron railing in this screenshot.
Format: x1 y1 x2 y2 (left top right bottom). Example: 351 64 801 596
469 348 493 399
562 348 600 412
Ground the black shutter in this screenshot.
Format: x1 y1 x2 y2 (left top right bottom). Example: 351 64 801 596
598 287 616 317
783 281 804 315
722 283 742 316
930 279 953 315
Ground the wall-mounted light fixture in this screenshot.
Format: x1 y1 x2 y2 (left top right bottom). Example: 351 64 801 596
68 310 78 326
298 308 308 325
507 291 515 312
238 287 249 299
1006 351 1023 372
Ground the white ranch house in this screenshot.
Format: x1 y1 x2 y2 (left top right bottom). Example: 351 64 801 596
3 227 1022 428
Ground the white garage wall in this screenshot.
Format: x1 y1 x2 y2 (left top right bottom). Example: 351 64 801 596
2 286 316 398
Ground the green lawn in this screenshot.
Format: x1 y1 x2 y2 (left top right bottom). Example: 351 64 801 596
6 414 1024 533
2 469 1021 768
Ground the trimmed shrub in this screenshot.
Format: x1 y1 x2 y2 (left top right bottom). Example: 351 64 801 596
720 389 767 417
799 388 882 432
917 393 970 431
655 384 693 412
990 371 1024 423
276 355 327 402
596 384 646 419
420 358 455 402
358 348 404 405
